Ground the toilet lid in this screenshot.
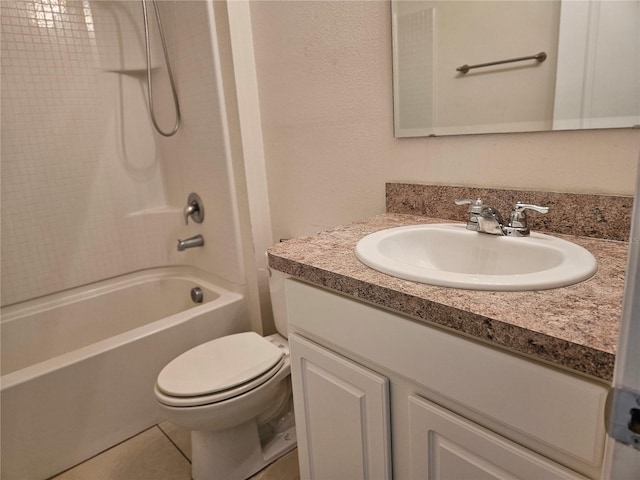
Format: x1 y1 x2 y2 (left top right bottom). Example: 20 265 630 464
155 357 285 407
156 332 284 398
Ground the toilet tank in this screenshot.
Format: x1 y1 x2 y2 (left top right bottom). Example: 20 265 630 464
268 269 289 338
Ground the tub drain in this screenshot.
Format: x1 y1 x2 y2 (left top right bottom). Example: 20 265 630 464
190 287 203 304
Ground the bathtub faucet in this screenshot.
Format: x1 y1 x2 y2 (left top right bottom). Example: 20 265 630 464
177 234 204 251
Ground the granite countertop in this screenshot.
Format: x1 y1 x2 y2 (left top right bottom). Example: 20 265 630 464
267 213 629 382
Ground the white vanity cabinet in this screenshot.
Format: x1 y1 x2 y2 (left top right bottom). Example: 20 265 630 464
289 333 392 479
285 279 610 480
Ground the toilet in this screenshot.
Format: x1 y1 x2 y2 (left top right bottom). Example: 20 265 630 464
154 271 296 480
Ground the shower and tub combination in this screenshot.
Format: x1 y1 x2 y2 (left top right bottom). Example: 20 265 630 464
1 268 248 479
0 0 279 478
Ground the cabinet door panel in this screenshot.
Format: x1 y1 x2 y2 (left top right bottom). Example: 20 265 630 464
408 395 587 480
290 333 391 480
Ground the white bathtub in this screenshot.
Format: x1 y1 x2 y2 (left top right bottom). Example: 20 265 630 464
1 267 249 480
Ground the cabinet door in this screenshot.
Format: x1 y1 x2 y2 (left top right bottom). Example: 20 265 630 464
289 333 391 480
408 395 587 480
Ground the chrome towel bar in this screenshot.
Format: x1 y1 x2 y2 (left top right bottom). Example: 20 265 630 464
456 51 547 74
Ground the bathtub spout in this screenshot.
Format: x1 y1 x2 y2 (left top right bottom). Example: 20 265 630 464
177 235 204 251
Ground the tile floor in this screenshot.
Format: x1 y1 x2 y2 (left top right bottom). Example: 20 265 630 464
50 421 300 480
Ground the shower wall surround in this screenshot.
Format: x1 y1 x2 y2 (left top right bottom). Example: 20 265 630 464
1 1 244 305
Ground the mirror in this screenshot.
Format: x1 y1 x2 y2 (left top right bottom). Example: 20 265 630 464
392 0 640 137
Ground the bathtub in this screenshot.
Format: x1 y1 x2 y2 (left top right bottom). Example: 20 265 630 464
1 267 249 480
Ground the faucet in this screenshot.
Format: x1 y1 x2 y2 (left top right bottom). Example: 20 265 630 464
177 234 204 251
455 198 548 237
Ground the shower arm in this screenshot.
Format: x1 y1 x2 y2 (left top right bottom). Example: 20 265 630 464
141 0 181 137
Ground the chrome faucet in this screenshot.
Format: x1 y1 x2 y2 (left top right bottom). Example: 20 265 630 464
455 198 548 237
177 234 204 251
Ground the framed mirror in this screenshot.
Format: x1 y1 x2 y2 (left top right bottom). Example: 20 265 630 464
392 0 640 137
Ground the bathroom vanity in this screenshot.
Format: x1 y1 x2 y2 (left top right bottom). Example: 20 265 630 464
267 186 630 480
285 279 607 479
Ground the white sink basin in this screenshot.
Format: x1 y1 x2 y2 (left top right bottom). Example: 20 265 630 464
355 223 597 291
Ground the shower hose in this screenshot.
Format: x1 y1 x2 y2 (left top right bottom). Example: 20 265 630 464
141 0 181 137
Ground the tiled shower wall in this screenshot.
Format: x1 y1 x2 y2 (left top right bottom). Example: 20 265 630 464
1 0 244 306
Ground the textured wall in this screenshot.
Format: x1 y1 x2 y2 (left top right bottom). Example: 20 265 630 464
250 0 640 241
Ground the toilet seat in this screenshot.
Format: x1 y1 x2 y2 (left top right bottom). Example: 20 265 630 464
156 332 285 407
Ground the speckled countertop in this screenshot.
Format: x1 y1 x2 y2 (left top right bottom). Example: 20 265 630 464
268 213 629 382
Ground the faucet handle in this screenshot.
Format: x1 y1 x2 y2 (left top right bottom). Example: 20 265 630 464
455 198 485 231
511 202 549 215
455 198 484 213
505 202 549 236
184 192 204 225
184 203 197 225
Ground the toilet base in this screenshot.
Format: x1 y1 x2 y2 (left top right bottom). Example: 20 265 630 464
191 418 297 480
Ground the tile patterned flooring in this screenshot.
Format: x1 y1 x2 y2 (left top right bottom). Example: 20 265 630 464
51 422 300 480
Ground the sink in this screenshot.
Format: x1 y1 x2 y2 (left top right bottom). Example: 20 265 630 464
355 223 597 291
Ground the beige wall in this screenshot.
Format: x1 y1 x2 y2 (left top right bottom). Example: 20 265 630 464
250 0 640 241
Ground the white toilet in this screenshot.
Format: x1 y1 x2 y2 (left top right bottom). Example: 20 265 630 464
154 271 296 480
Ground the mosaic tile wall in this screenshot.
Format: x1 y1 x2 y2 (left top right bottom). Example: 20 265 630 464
1 1 243 305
